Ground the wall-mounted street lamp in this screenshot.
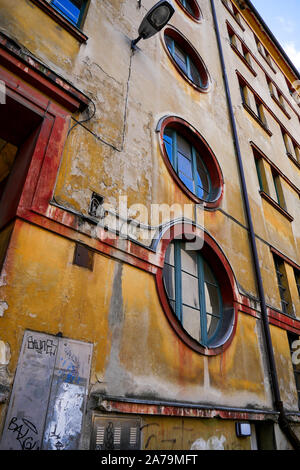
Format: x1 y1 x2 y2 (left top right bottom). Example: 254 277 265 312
131 0 175 49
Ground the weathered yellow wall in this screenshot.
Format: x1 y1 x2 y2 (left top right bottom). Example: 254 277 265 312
0 0 299 450
0 221 275 412
140 416 251 450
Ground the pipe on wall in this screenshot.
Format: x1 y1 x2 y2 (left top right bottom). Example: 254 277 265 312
209 0 300 450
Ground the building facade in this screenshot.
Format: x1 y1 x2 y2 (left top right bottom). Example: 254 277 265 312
0 0 299 451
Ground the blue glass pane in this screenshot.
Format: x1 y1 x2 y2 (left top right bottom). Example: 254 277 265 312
179 172 194 193
178 153 193 179
164 140 173 165
174 55 187 74
163 132 173 166
51 0 81 25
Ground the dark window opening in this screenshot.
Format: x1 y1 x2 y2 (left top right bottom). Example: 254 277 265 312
89 192 105 218
255 422 276 450
273 255 291 315
0 92 43 230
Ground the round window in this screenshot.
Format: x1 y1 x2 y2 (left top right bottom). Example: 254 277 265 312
164 27 210 91
158 116 223 208
157 226 238 355
175 0 202 21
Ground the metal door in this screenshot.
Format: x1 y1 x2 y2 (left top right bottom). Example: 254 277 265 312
0 330 92 450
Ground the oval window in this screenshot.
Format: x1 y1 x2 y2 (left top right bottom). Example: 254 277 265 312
158 116 223 208
176 0 202 21
163 240 222 346
157 225 238 355
164 28 210 91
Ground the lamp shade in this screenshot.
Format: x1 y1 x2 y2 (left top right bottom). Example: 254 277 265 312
138 1 175 40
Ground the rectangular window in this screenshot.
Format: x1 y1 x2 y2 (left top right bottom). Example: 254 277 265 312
239 81 248 105
273 255 291 315
51 0 87 27
255 158 265 192
254 96 265 124
255 37 274 70
241 44 252 66
272 170 285 208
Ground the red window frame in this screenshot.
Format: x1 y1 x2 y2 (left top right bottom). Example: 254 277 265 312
155 222 239 356
157 115 224 209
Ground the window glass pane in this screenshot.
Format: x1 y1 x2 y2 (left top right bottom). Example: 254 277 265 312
165 242 175 266
196 159 210 193
165 35 173 52
180 249 197 276
204 261 218 286
204 283 220 316
174 42 186 67
177 135 192 160
178 153 193 179
51 0 82 24
196 186 207 200
163 131 173 164
163 264 175 301
206 313 219 340
182 272 200 309
190 60 202 87
182 306 201 342
178 172 194 193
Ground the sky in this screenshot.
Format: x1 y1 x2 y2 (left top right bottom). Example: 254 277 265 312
250 0 300 71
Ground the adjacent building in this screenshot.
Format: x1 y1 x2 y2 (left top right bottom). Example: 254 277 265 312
0 0 299 450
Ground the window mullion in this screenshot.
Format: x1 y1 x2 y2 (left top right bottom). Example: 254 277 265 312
172 130 178 173
197 254 207 345
186 54 192 81
174 242 182 322
191 146 198 197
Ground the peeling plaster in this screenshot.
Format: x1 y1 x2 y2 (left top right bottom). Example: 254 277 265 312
0 301 8 317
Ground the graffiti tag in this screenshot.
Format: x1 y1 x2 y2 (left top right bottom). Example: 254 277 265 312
27 335 58 356
8 417 39 450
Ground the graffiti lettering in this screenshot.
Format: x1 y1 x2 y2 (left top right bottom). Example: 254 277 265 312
27 335 58 356
8 417 39 450
49 425 64 450
58 345 82 385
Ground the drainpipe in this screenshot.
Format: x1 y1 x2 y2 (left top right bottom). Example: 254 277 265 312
210 0 300 450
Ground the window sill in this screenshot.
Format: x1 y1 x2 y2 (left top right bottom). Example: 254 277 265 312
259 190 294 222
29 0 88 43
270 94 291 119
230 43 257 77
222 0 245 31
242 102 272 136
286 152 300 170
